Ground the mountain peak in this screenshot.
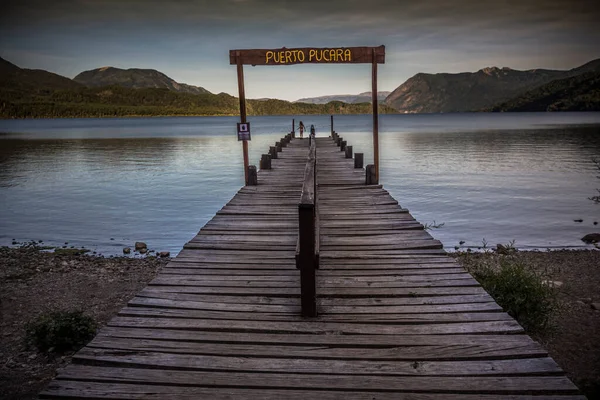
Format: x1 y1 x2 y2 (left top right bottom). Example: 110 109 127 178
74 66 211 95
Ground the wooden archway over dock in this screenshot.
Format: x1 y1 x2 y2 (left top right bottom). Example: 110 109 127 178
230 46 385 184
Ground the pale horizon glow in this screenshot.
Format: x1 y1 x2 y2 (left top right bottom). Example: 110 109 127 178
1 0 599 101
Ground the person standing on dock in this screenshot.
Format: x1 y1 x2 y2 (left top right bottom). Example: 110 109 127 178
310 124 316 137
299 121 305 138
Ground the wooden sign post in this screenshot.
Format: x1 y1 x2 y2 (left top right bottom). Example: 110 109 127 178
230 46 385 183
235 51 250 185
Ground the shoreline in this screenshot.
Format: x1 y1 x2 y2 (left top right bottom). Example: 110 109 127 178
1 246 599 399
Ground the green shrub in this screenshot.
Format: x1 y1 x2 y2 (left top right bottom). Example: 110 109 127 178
469 258 556 333
26 310 97 352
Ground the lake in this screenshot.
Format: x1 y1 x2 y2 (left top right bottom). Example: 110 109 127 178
1 113 600 255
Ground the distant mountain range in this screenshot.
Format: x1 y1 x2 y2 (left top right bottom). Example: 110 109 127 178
0 57 395 118
489 70 600 112
296 91 391 104
384 59 600 113
1 55 599 118
74 66 211 95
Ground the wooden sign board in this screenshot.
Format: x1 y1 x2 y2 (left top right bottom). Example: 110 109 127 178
230 46 385 66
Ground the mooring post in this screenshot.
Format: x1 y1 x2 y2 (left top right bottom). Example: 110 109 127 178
276 142 282 152
345 145 353 159
292 118 295 138
270 146 278 159
341 141 347 151
366 164 377 185
355 153 364 168
330 115 334 136
247 165 258 186
260 154 271 170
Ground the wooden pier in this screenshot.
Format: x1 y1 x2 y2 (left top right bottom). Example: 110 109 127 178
41 135 582 399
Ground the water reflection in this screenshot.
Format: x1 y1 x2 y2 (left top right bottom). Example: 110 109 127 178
1 113 600 255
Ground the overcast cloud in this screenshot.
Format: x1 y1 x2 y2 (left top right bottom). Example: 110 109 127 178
1 0 598 100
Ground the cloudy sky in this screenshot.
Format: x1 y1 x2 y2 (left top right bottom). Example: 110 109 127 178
1 0 599 100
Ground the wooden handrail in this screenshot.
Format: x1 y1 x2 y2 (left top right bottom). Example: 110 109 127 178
296 139 318 317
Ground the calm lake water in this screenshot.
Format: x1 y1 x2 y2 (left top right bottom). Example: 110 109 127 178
1 113 600 255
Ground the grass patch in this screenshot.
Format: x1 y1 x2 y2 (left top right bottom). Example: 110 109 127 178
464 256 557 333
25 310 97 353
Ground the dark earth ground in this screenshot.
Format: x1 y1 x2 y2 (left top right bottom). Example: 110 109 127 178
0 246 598 399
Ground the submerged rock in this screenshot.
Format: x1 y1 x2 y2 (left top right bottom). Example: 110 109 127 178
158 251 170 258
139 248 147 254
134 242 147 250
581 233 600 244
123 247 131 254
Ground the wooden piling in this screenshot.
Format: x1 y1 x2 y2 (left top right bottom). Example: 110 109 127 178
345 145 353 159
260 154 271 170
355 152 364 168
269 146 278 159
366 164 377 185
247 165 258 186
340 141 347 151
330 115 333 136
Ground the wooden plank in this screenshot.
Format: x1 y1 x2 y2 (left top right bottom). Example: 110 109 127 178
56 364 578 392
41 381 586 400
108 316 524 334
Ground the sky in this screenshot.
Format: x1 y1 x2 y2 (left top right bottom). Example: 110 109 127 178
1 0 599 101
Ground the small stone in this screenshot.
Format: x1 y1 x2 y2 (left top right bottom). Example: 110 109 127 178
591 303 600 311
581 233 600 244
594 221 598 225
123 247 131 254
134 242 147 250
158 251 170 258
110 238 114 241
574 219 583 223
12 241 17 245
581 298 592 304
576 300 585 305
459 240 465 245
139 248 148 254
542 280 563 288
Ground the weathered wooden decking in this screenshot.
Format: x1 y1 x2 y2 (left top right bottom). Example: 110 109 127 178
41 136 582 399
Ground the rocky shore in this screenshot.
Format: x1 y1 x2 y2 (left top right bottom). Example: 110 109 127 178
1 246 598 399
